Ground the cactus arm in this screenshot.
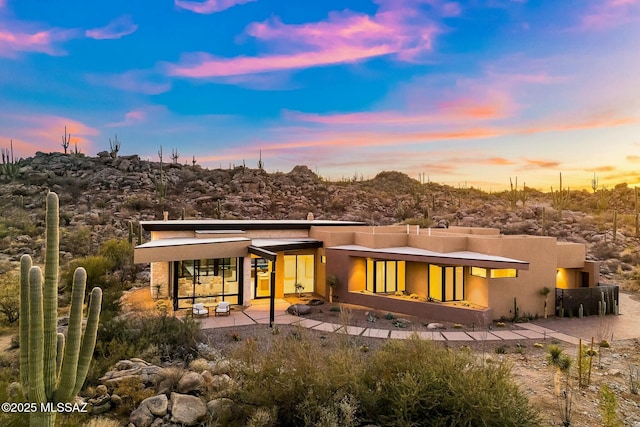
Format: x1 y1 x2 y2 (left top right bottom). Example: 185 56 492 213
54 267 87 402
56 333 65 380
19 254 32 396
28 267 46 404
72 287 102 398
43 192 59 400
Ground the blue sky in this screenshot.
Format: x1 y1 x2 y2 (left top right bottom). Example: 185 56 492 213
1 0 639 190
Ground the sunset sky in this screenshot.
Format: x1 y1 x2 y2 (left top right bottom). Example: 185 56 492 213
1 0 639 191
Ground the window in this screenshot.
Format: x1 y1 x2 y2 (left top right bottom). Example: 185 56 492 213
490 269 517 278
366 260 406 293
428 265 464 302
470 267 517 279
174 258 240 309
284 254 315 294
471 267 487 278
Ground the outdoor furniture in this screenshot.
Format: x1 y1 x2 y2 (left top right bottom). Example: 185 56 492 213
215 301 230 316
192 303 209 317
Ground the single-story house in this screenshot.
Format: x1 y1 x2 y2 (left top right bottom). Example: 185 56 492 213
134 219 604 325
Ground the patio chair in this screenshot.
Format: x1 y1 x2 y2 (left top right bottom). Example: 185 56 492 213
192 303 209 317
215 301 231 316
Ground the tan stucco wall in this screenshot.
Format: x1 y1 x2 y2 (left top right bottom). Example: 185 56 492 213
556 242 586 268
354 232 408 248
408 234 468 252
466 274 488 307
468 236 558 319
405 262 427 298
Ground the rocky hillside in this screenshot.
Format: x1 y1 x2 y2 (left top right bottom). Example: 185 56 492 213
1 151 639 289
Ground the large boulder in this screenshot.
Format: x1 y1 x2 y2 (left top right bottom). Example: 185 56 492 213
129 394 168 427
177 371 206 395
287 304 312 315
170 393 207 426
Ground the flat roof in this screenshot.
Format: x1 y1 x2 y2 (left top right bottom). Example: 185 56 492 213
327 245 529 270
141 219 366 232
134 237 250 263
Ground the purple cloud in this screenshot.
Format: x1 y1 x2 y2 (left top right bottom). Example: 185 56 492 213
174 0 257 14
85 15 138 40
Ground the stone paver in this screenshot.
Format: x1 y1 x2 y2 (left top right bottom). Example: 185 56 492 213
548 332 581 345
414 331 435 340
312 322 342 332
517 323 556 334
297 319 323 329
274 315 302 325
199 312 256 329
489 330 528 340
441 331 473 341
341 325 366 336
362 328 390 338
465 331 502 341
511 329 546 340
390 330 414 339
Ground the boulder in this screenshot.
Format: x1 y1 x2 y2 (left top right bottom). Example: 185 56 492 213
207 397 234 421
170 393 207 426
210 374 233 392
287 304 312 315
427 323 444 330
177 371 206 395
129 404 155 427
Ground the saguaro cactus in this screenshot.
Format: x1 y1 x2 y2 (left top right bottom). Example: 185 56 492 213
19 192 102 427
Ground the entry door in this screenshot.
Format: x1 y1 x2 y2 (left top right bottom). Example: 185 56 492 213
253 258 272 298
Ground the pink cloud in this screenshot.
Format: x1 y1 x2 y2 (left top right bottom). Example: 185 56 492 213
174 0 257 14
86 70 171 95
0 113 99 154
579 0 640 30
0 25 76 57
167 7 439 78
106 109 147 128
85 15 138 40
285 94 514 126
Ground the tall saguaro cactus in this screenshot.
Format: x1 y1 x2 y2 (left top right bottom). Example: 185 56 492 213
19 192 102 427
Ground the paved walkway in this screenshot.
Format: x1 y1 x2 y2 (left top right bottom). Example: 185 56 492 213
197 292 640 345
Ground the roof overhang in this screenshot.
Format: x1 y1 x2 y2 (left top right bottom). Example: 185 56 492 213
250 238 323 252
327 245 529 270
134 237 250 263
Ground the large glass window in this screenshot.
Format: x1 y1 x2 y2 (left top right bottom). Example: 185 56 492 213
366 260 406 293
252 257 272 299
284 254 315 294
428 265 464 302
174 258 240 309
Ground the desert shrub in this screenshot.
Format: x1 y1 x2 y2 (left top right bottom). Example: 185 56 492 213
82 417 123 427
99 238 134 281
0 271 19 323
61 255 115 290
229 332 539 427
599 384 620 427
122 196 155 211
111 376 156 416
89 313 202 386
357 338 540 427
0 367 28 427
61 226 92 257
230 328 365 426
